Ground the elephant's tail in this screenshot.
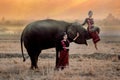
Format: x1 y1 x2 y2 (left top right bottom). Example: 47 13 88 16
21 34 26 62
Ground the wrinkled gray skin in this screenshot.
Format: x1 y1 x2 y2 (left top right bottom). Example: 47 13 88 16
21 19 100 69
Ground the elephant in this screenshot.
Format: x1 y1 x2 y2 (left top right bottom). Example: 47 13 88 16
21 19 100 69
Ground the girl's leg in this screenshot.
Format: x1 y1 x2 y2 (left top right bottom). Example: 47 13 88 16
94 43 98 50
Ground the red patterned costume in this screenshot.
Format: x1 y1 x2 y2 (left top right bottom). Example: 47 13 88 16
82 18 100 44
56 40 69 70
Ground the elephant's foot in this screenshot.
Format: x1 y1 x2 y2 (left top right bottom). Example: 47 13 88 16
30 65 39 70
118 55 120 60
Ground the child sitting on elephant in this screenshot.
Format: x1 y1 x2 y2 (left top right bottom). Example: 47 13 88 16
82 10 100 50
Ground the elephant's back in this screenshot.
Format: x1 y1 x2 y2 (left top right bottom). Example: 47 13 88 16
23 19 69 34
22 19 70 43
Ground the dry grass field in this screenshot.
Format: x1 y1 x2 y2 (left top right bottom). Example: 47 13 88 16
0 34 120 80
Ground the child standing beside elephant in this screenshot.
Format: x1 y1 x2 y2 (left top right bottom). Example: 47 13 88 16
56 32 79 70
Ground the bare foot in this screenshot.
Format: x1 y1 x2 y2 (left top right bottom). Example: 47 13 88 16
94 43 98 50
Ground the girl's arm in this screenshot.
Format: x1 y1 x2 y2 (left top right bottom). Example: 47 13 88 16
82 18 87 26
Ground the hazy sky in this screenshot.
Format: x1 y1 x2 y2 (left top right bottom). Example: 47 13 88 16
0 0 120 20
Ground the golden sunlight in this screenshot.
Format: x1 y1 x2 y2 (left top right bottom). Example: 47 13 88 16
0 0 120 20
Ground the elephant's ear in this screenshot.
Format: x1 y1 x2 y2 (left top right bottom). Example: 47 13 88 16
90 26 100 34
94 26 100 34
67 25 78 41
67 23 88 45
75 25 88 45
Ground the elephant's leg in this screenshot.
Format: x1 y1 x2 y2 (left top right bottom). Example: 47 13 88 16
34 50 41 69
28 49 41 69
55 47 59 68
29 55 36 69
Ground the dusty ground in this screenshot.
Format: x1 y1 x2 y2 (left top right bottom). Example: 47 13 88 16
0 35 120 80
